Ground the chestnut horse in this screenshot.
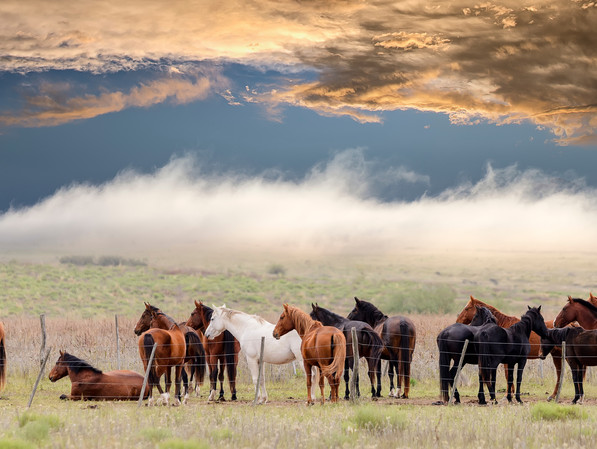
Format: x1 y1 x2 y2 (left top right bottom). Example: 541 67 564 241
0 321 5 393
138 310 186 406
49 350 148 400
554 296 597 329
134 302 206 401
456 296 563 401
186 300 240 401
273 304 346 405
347 297 416 398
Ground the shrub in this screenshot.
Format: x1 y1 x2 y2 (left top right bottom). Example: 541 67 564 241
0 439 34 449
157 439 209 449
139 428 172 442
59 255 94 266
348 405 406 431
530 403 588 421
267 263 286 276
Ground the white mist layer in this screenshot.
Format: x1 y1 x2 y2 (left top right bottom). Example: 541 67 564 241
0 152 595 258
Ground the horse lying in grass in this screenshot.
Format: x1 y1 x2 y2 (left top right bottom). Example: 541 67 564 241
273 304 346 405
436 305 497 404
49 350 148 401
540 327 597 404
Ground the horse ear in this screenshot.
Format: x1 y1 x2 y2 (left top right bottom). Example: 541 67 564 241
145 302 152 310
59 349 64 356
538 305 542 312
311 303 316 311
590 292 596 300
283 304 289 312
568 295 573 302
354 297 360 303
194 300 200 308
470 295 477 302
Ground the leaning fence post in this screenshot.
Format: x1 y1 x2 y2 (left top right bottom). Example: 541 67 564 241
350 327 360 403
253 336 266 405
555 341 566 403
115 314 121 370
449 339 469 405
39 314 47 367
28 347 52 408
137 343 158 407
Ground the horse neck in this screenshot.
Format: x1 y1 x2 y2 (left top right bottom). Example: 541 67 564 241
509 314 533 337
482 305 518 327
317 309 345 326
290 310 316 338
576 313 597 329
152 313 177 330
218 311 256 340
67 366 99 382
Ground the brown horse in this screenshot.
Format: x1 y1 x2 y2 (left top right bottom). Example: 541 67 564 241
138 310 187 406
456 296 563 401
554 296 597 329
49 350 148 400
186 300 240 401
540 327 597 404
0 321 5 393
272 304 346 405
134 302 206 401
347 297 416 398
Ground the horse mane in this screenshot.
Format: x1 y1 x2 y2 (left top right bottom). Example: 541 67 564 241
200 303 213 321
355 298 387 322
313 304 347 323
546 326 583 344
62 352 102 374
470 297 519 327
571 298 597 315
471 306 497 326
222 307 268 325
287 305 321 333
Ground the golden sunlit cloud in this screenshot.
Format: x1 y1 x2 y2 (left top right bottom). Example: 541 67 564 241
1 0 595 143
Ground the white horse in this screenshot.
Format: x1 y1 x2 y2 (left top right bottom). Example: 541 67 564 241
204 305 314 404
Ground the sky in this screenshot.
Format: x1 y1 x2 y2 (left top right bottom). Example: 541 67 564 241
0 1 596 259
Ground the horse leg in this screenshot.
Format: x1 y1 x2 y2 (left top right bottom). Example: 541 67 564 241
401 347 412 399
226 354 238 401
247 357 267 404
489 368 498 404
174 365 184 406
477 371 487 405
343 359 351 400
579 366 586 404
375 359 382 397
388 360 397 397
207 357 218 402
367 357 377 399
181 367 189 404
305 361 315 406
506 365 514 403
515 361 525 403
548 351 562 402
218 359 226 401
159 367 171 406
319 369 326 405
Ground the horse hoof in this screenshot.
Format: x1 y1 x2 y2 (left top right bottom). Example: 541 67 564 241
401 394 408 399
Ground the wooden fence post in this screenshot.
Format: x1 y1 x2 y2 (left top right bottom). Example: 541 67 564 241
115 315 121 370
28 347 51 408
39 314 46 367
449 339 469 405
253 336 266 405
555 341 566 403
350 327 360 403
137 343 157 407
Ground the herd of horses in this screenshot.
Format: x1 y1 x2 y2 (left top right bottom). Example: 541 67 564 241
1 294 597 406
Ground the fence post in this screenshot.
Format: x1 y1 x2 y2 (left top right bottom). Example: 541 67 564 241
449 339 469 405
253 336 266 405
39 314 47 367
555 341 566 403
137 343 158 407
350 327 360 403
28 347 52 408
115 315 121 370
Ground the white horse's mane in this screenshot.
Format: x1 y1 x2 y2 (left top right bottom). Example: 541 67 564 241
215 305 268 325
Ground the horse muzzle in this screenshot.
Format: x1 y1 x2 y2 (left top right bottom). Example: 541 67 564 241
273 332 280 340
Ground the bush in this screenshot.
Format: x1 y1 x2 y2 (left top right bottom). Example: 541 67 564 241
0 439 34 449
17 413 61 444
157 439 209 449
58 255 94 266
530 403 588 421
348 405 406 431
267 263 286 276
139 428 172 442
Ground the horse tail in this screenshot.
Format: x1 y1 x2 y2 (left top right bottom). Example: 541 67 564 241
143 333 159 386
437 334 451 403
399 320 413 387
322 332 346 382
0 328 6 392
185 331 206 385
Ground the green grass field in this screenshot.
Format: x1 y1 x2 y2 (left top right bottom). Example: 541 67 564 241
1 252 597 448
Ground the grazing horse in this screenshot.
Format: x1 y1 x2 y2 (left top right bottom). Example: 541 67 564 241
456 295 564 401
134 302 206 401
436 306 497 403
49 350 148 400
0 321 5 393
203 305 306 404
309 303 383 399
554 296 597 329
273 304 346 405
347 297 417 398
540 327 597 404
186 300 240 401
138 310 186 406
477 306 549 404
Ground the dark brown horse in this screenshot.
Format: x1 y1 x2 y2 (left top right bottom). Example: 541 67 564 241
554 296 597 329
273 304 346 405
456 295 564 401
138 310 187 406
0 321 5 393
540 327 597 404
134 302 205 401
186 300 240 401
49 350 148 400
346 297 416 398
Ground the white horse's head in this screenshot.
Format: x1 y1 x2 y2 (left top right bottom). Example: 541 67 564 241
204 305 227 340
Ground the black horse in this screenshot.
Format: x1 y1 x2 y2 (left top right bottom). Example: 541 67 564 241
310 303 384 399
540 326 597 404
477 306 548 404
347 297 417 398
436 305 497 403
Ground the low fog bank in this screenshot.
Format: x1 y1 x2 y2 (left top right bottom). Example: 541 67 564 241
1 152 595 261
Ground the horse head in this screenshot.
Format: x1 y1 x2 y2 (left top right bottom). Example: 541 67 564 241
525 305 548 337
186 300 208 331
134 302 159 336
48 350 69 382
455 295 481 324
204 305 227 340
273 304 295 340
470 306 496 326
